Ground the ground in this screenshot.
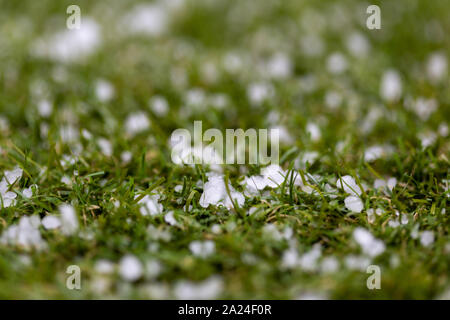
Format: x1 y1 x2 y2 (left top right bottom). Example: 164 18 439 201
0 0 449 299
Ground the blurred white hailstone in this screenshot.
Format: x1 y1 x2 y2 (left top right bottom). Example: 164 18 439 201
299 244 322 271
411 97 438 121
199 174 244 208
320 256 339 273
94 259 115 275
380 69 402 102
247 82 274 106
438 123 449 137
174 276 223 300
326 52 348 74
37 99 53 117
306 122 321 142
124 112 150 136
59 204 79 235
3 167 23 185
138 194 163 216
33 18 101 63
122 4 168 36
281 247 299 268
325 90 343 109
95 80 115 102
353 227 385 257
42 216 61 230
364 145 394 162
346 32 370 58
119 255 143 281
300 34 325 57
150 95 169 116
189 240 215 258
97 138 113 157
0 216 47 251
120 151 132 164
344 255 371 271
337 175 362 196
345 196 364 213
418 131 437 149
22 185 35 199
59 125 79 143
265 53 292 79
426 52 447 83
164 211 177 226
420 231 435 247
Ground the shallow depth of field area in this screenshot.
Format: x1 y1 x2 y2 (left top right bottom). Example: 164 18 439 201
0 0 449 299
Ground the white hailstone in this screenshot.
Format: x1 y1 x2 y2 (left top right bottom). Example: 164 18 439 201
344 255 371 271
185 88 206 107
37 99 53 117
438 123 449 137
95 80 115 102
380 70 402 102
211 224 221 234
281 247 299 268
59 125 79 143
223 52 244 74
401 214 409 225
345 196 364 213
4 167 23 185
174 276 223 300
189 240 215 258
32 18 101 63
60 175 72 186
337 175 362 196
418 131 437 148
119 255 143 282
164 211 177 226
420 231 434 247
125 112 150 136
41 216 61 230
300 34 325 57
306 122 321 142
262 224 283 241
120 151 132 164
260 164 287 187
426 52 447 83
346 32 370 58
145 259 162 279
22 185 34 198
325 90 343 109
388 219 400 228
411 97 438 121
0 216 47 250
150 95 169 116
387 177 397 191
364 145 388 162
353 227 385 257
81 129 93 140
97 138 113 157
174 185 183 193
270 125 293 144
59 204 79 235
199 174 244 209
299 244 322 271
138 194 163 216
247 82 274 106
265 53 292 79
326 52 348 74
122 4 168 36
209 93 228 110
320 256 339 273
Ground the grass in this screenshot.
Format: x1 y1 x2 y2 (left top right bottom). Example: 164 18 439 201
0 0 449 299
